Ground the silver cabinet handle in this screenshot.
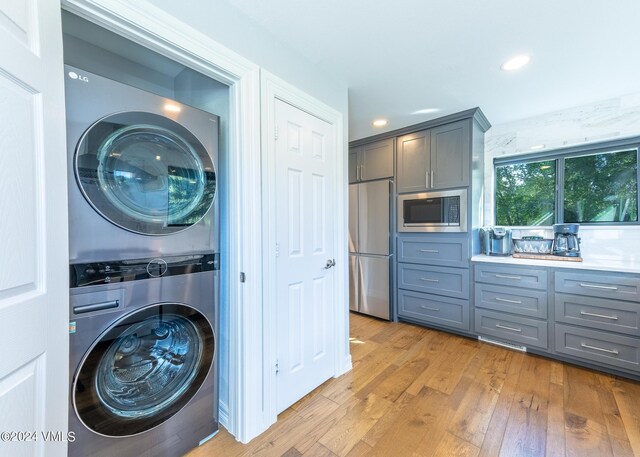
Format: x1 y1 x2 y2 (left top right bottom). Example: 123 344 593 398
431 170 435 187
420 278 440 282
425 171 429 189
580 311 619 320
579 283 618 291
495 274 522 280
495 297 523 304
495 323 522 332
419 249 439 253
420 305 440 311
580 343 619 355
360 165 364 180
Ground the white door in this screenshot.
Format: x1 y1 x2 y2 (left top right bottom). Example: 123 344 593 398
0 1 69 456
275 98 336 413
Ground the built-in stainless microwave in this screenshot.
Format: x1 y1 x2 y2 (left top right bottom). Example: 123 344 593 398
398 188 467 232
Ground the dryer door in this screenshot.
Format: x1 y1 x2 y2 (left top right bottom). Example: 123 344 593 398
73 303 215 437
75 111 216 235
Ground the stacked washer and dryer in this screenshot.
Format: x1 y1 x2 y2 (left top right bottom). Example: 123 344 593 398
65 65 221 457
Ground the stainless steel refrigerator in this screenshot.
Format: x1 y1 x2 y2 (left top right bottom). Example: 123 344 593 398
349 179 391 320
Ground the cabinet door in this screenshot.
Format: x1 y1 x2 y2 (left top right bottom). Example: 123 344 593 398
430 120 470 189
348 146 359 183
396 130 430 193
360 138 393 181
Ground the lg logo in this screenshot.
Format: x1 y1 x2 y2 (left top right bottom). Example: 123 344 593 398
68 71 89 83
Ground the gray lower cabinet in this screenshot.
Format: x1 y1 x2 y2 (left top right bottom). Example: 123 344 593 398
397 234 470 332
473 263 549 351
555 324 640 373
475 309 548 350
555 270 640 302
349 138 394 183
398 289 469 331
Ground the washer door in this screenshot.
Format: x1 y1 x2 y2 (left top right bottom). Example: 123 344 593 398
75 111 216 235
73 303 215 437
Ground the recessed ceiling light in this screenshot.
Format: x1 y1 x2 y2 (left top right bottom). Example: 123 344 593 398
412 108 440 115
530 144 545 150
373 119 388 127
501 54 531 71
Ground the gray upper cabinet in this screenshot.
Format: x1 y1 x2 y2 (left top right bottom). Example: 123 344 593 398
348 138 393 183
431 120 470 189
396 130 430 193
396 120 470 193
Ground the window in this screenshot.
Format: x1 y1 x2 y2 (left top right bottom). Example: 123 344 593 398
494 140 639 226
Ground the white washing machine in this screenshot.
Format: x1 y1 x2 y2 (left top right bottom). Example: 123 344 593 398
64 64 220 263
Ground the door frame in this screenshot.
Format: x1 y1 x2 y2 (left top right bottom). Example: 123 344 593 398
61 0 265 442
261 70 351 425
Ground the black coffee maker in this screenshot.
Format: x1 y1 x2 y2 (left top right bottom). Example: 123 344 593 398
552 223 581 257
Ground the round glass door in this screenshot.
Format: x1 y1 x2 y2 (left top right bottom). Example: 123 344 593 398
75 111 216 235
73 303 215 437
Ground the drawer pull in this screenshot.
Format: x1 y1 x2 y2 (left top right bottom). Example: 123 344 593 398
420 278 440 283
495 274 521 280
419 249 439 253
580 311 619 321
579 283 618 291
495 323 522 332
580 343 619 355
420 305 440 311
495 297 523 305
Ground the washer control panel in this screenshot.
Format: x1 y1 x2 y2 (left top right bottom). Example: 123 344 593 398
70 253 219 288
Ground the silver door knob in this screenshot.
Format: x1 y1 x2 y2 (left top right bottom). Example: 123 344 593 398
324 259 336 269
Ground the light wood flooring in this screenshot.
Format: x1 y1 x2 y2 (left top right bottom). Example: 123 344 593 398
188 313 640 457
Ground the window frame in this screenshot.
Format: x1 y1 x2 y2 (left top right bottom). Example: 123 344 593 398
494 136 640 227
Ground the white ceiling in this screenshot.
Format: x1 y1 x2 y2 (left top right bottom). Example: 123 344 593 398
222 0 640 140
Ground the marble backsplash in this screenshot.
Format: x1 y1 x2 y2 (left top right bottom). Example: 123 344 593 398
482 91 640 261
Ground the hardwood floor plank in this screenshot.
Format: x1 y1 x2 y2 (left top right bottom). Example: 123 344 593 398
425 337 479 395
563 365 614 457
545 380 566 457
301 442 338 457
318 393 392 456
498 355 550 457
611 377 640 457
595 376 635 457
344 441 374 457
431 432 480 457
449 346 511 447
360 391 414 448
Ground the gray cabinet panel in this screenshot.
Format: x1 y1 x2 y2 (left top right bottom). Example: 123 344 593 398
361 139 394 181
399 264 469 299
398 289 469 331
397 235 469 268
555 271 640 303
555 324 640 373
475 283 548 319
430 120 470 189
396 130 430 193
475 309 548 350
348 147 359 183
349 140 393 183
554 293 640 336
474 264 548 290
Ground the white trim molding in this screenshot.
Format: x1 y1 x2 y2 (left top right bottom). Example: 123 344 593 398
60 0 264 443
260 70 351 427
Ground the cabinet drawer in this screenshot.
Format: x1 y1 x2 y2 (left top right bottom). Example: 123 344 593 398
555 271 640 303
474 264 547 290
398 236 469 268
398 264 469 299
474 309 548 350
475 284 547 319
555 324 640 373
554 293 640 336
398 290 469 331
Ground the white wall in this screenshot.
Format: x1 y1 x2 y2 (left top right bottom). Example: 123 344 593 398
150 0 348 116
484 91 640 261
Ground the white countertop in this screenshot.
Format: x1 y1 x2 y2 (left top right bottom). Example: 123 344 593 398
471 254 640 274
